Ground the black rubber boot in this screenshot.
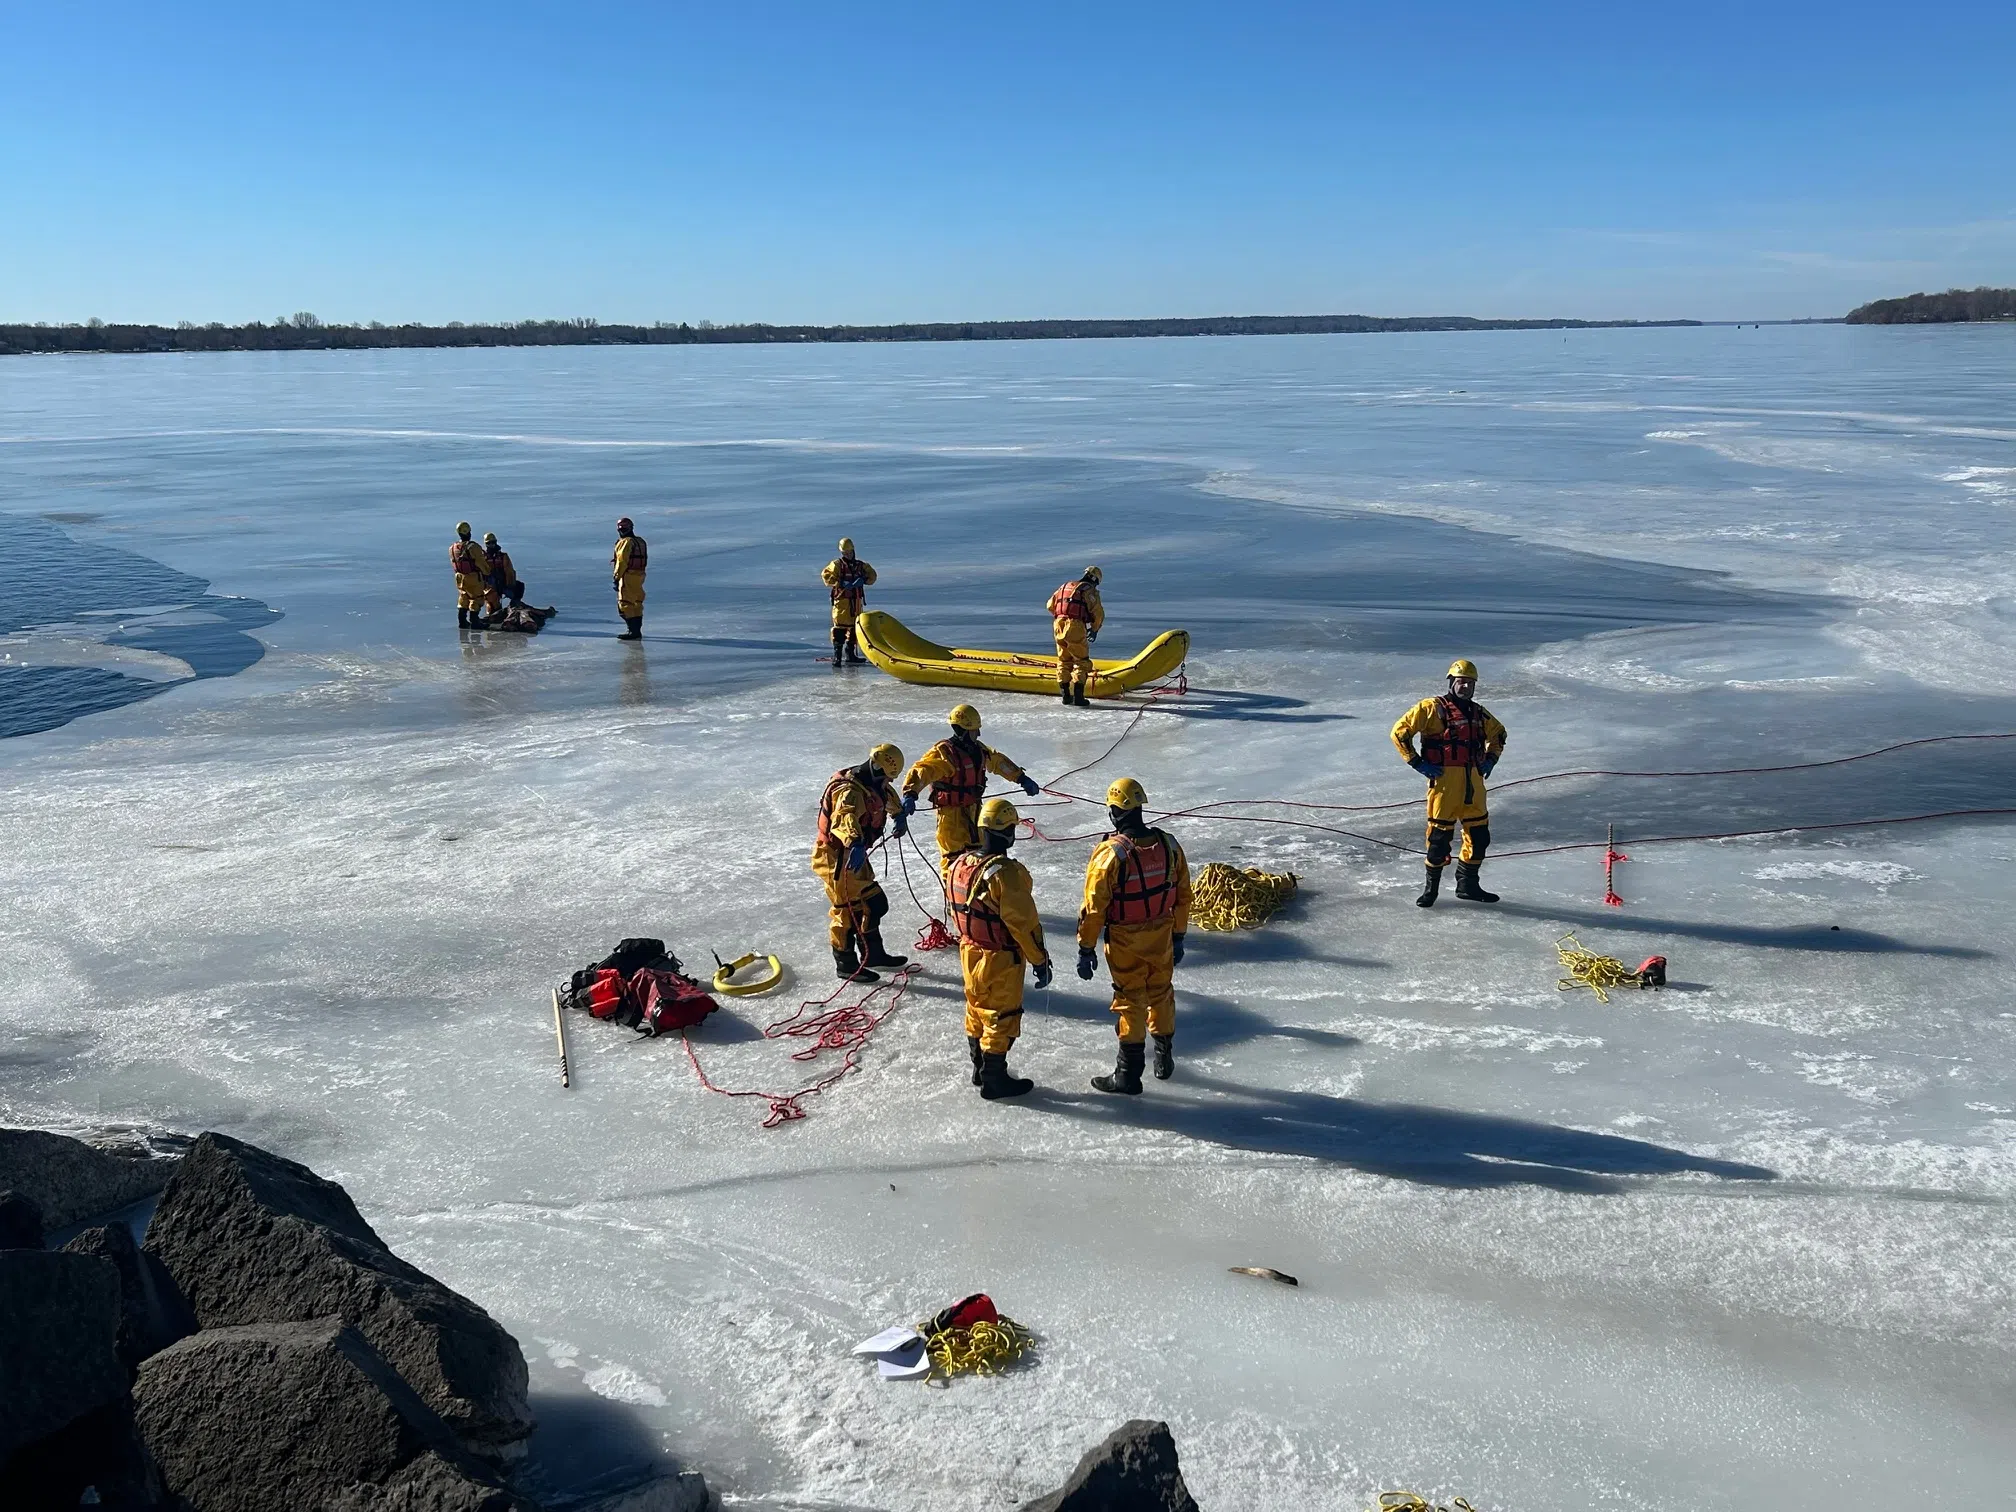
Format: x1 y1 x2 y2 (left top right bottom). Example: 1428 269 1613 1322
833 944 877 983
457 608 470 629
860 930 909 972
979 1051 1034 1101
1151 1034 1175 1081
968 1036 984 1087
845 631 867 665
1416 865 1442 908
831 629 847 666
1072 685 1092 707
618 616 643 640
1059 686 1073 706
1454 862 1500 903
1091 1041 1145 1095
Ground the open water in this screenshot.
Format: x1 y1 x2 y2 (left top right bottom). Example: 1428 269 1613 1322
2 326 2013 1509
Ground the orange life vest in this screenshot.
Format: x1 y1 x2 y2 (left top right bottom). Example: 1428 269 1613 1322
1104 831 1176 925
1048 579 1095 622
1420 696 1494 770
947 851 1016 953
830 558 870 607
614 535 648 572
814 768 888 848
928 737 988 809
450 539 483 574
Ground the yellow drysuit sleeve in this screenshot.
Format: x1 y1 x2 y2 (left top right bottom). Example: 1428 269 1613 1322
988 859 1049 967
1482 710 1508 756
1390 697 1442 764
1168 838 1193 936
612 536 642 580
1077 840 1121 948
1085 589 1105 635
901 740 1026 799
825 779 874 849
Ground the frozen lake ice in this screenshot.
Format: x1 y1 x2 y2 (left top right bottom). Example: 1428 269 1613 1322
2 325 2013 1510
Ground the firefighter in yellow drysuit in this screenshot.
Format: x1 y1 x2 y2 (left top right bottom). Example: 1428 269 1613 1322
450 522 489 628
900 704 1042 878
1391 658 1509 908
1077 777 1193 1093
810 743 912 982
821 537 876 667
946 797 1052 1100
481 532 523 611
1047 565 1105 706
612 517 647 640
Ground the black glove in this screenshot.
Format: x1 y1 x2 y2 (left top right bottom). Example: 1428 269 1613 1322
1018 774 1040 796
1076 946 1097 980
1033 961 1053 989
1172 933 1186 966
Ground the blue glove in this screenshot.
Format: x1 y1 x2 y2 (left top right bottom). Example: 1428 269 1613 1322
1479 752 1498 778
1409 757 1443 780
890 808 908 839
845 840 868 873
901 794 917 816
1033 961 1053 989
1076 946 1097 980
1018 774 1040 797
1172 933 1186 966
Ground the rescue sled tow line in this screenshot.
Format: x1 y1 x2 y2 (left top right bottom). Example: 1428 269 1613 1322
1604 822 1628 907
890 828 956 952
681 966 917 1129
711 951 785 997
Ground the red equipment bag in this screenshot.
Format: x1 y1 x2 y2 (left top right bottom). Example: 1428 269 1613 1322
629 967 720 1038
927 1293 999 1334
561 966 640 1026
1635 956 1668 988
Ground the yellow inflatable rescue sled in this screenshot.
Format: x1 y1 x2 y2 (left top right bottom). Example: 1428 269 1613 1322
855 611 1188 699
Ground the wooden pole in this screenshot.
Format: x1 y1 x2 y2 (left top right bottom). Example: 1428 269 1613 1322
551 988 571 1089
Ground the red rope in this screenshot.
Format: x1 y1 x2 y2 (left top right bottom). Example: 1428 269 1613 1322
682 966 917 1128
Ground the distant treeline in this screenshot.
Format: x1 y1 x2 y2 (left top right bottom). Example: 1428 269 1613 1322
0 310 1703 357
1844 287 2016 324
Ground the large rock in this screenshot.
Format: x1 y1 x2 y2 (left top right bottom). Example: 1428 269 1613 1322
1020 1420 1201 1512
62 1221 196 1372
0 1189 45 1249
0 1249 127 1462
0 1129 177 1230
0 1398 167 1512
143 1133 533 1458
133 1319 526 1512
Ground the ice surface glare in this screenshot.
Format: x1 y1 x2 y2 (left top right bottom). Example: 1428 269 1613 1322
2 328 2014 1510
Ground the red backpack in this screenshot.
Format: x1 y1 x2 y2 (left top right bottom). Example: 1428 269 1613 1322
629 967 719 1037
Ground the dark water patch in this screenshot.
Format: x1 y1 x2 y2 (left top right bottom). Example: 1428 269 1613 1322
0 512 280 738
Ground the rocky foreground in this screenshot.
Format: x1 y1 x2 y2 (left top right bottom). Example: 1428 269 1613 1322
0 1126 1201 1511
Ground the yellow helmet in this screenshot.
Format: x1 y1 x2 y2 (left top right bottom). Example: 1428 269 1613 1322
1083 564 1104 583
838 537 855 554
869 743 903 779
456 521 472 537
1447 658 1479 681
979 797 1020 832
1107 777 1146 810
482 531 498 545
948 703 982 732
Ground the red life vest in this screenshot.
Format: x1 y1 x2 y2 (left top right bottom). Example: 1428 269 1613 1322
947 851 1016 953
815 768 888 847
1104 831 1177 925
830 559 870 607
1048 579 1095 622
614 535 648 572
928 737 988 809
1421 696 1494 770
450 539 483 574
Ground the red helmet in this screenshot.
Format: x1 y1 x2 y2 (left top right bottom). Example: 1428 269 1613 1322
615 517 634 533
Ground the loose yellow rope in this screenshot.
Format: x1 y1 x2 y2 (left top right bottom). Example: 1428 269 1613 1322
1191 862 1299 931
1555 931 1640 1004
914 1316 1034 1379
1376 1494 1480 1512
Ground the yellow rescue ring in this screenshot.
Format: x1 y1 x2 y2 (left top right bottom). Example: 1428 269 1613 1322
712 952 784 997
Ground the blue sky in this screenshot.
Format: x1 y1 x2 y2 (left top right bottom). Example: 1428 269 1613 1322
3 2 2010 323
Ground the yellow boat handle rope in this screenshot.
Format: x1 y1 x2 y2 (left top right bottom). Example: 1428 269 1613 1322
712 951 785 997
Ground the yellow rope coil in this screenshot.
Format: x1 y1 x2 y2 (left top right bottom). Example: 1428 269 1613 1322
1555 932 1638 1004
1191 862 1299 931
916 1316 1033 1379
1376 1495 1479 1512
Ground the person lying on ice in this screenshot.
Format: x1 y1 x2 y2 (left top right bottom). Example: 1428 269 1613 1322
810 743 912 982
900 704 1042 879
1391 658 1508 908
946 798 1052 1101
1079 777 1192 1094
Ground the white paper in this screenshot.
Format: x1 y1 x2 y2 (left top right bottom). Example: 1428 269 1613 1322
851 1325 923 1357
876 1339 931 1379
